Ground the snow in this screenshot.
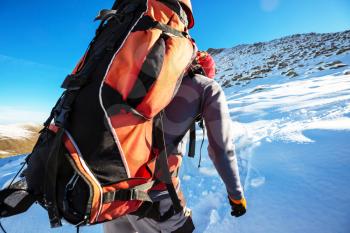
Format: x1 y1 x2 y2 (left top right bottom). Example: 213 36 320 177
306 117 350 130
227 74 350 143
1 31 350 233
0 124 35 140
249 177 265 188
228 75 350 115
199 167 218 176
0 151 10 156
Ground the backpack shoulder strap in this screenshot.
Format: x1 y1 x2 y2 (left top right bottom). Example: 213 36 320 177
132 16 188 38
157 0 189 27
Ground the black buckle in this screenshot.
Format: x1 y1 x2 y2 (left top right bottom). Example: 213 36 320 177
61 74 86 90
95 9 118 21
54 107 71 128
52 90 77 127
103 189 137 203
117 189 136 201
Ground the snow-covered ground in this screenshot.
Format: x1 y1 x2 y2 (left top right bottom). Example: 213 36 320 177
1 31 350 233
182 73 350 233
0 124 36 140
0 123 41 157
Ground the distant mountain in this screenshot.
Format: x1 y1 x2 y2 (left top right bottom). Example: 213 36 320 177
209 30 350 87
0 124 41 158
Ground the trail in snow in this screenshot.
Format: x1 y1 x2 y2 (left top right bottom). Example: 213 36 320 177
179 73 350 233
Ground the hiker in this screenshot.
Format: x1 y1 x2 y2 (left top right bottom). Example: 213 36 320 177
104 51 247 233
0 2 245 232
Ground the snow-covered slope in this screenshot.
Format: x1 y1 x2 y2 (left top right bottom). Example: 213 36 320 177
182 72 350 233
0 30 350 233
184 30 350 233
210 30 350 87
0 124 41 158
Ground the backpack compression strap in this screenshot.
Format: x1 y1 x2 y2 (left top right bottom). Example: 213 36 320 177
102 182 154 204
132 16 188 38
44 128 65 228
154 112 183 213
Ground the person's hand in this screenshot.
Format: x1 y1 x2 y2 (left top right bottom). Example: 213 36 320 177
228 196 247 217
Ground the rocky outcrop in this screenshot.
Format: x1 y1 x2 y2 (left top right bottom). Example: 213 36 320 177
211 30 350 87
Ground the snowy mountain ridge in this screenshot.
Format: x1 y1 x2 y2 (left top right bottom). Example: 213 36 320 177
210 30 350 87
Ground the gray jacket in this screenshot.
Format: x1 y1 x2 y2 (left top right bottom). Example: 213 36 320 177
162 74 244 200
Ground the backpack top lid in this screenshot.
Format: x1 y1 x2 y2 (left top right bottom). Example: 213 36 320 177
179 0 194 29
196 51 216 79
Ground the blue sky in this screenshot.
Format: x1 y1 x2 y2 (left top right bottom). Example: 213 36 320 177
0 0 350 124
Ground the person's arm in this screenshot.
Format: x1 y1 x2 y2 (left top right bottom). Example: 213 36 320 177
201 80 244 200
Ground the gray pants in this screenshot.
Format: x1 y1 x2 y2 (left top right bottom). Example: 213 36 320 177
103 198 192 233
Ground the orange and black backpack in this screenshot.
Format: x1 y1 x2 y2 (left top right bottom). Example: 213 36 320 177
0 0 196 229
